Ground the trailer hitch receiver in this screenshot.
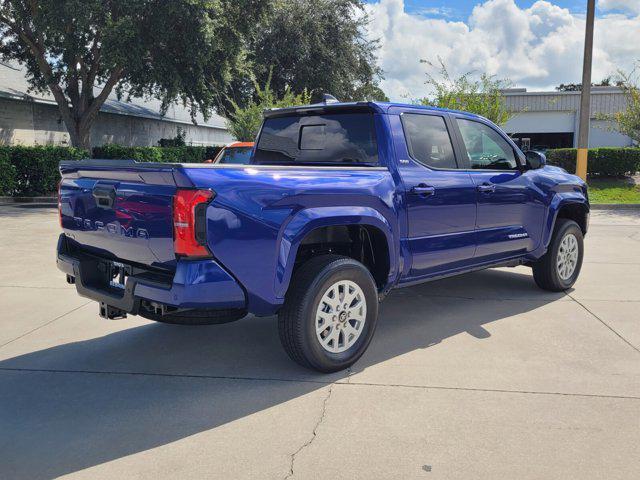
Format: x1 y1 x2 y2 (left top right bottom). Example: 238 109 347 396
99 302 127 320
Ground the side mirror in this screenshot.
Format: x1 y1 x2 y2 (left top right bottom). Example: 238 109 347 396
525 150 546 170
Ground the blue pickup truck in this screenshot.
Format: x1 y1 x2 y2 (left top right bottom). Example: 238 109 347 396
57 101 589 372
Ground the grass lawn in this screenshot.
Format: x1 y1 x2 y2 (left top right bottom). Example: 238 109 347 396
588 177 640 204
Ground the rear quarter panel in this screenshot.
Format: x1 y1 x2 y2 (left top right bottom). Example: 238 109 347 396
184 166 401 315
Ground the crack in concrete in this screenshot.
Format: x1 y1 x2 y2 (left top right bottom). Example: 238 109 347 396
2 367 639 400
589 224 640 227
284 384 333 480
0 285 71 290
569 298 640 303
409 292 569 302
0 301 91 349
583 261 640 265
345 366 353 384
566 292 640 354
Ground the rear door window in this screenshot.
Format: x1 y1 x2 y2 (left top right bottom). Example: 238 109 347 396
401 113 457 169
254 113 378 165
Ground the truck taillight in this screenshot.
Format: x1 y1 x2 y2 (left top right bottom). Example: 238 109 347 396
173 189 214 258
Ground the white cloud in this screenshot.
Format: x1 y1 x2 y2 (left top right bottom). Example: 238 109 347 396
413 6 455 18
598 0 640 15
365 0 640 101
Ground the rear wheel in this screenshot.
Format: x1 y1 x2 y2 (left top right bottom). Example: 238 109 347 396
532 219 584 291
278 255 379 372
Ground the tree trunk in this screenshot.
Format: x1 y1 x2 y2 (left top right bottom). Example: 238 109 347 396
0 13 123 153
67 121 92 152
62 68 123 152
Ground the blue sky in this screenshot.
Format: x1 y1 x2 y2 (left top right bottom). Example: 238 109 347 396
362 0 640 100
401 0 586 19
366 0 625 21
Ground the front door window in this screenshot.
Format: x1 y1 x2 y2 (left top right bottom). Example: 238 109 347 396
456 119 519 171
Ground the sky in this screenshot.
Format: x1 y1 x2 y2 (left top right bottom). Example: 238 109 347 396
362 0 640 100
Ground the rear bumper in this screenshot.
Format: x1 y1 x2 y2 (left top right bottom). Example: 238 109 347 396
56 234 246 314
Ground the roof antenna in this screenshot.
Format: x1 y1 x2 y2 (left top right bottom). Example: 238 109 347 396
322 93 339 104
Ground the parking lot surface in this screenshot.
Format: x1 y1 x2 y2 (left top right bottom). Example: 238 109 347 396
0 205 639 479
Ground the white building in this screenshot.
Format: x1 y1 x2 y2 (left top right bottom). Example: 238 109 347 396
503 86 634 150
0 62 234 148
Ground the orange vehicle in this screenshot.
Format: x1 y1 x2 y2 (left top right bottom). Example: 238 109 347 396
205 142 254 164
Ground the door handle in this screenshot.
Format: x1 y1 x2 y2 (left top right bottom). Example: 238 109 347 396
477 183 496 193
411 184 436 196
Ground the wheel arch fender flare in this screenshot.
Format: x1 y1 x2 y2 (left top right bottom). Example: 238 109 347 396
275 206 399 299
543 196 590 249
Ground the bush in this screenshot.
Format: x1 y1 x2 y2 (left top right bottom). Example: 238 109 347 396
0 149 16 195
157 127 187 147
546 147 640 176
545 148 576 171
0 143 224 197
203 145 223 161
0 146 88 196
92 144 220 164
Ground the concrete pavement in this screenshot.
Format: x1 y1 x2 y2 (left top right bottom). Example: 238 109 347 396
0 205 638 479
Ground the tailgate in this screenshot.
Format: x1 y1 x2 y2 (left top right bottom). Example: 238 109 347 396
59 160 192 270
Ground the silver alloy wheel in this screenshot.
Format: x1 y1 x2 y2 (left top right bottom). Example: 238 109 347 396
556 233 579 280
315 280 367 353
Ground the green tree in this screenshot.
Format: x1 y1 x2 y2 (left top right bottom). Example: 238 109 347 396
226 76 311 142
613 69 640 144
418 58 513 126
0 0 266 149
225 0 386 111
556 77 624 91
352 83 389 103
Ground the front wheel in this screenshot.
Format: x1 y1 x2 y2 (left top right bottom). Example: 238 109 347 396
532 218 584 291
278 255 379 373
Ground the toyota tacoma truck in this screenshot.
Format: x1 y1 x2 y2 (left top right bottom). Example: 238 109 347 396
57 101 589 372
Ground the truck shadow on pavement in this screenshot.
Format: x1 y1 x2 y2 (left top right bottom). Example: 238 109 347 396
0 268 566 479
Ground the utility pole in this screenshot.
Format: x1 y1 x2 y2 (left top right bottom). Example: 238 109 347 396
576 0 595 180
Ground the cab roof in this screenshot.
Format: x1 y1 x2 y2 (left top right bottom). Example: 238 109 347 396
263 101 484 121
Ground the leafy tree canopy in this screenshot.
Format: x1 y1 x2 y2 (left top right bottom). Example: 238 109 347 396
226 74 311 142
613 67 640 144
556 77 624 91
225 0 387 112
418 58 512 126
0 0 266 148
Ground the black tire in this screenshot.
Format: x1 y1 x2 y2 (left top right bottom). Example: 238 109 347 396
532 218 584 291
278 255 379 373
138 307 246 325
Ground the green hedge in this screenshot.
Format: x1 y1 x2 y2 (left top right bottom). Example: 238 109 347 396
546 147 640 176
93 144 222 163
1 144 637 197
0 149 16 195
0 144 225 197
0 146 88 196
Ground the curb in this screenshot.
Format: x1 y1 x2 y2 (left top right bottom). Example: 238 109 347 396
0 203 58 209
591 203 640 210
0 196 57 205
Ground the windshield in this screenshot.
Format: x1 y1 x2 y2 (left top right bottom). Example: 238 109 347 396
216 146 253 164
253 112 378 166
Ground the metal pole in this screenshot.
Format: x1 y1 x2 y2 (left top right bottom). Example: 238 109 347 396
576 0 595 180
